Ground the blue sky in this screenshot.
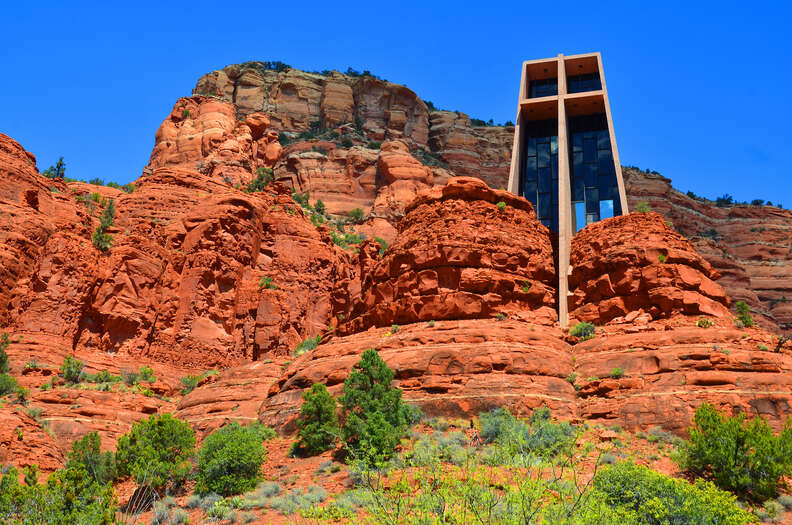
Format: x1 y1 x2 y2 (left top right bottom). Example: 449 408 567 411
2 1 791 206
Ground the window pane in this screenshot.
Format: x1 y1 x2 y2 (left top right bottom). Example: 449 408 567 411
586 187 599 213
538 143 551 168
538 193 552 218
583 139 596 163
573 134 583 152
524 156 537 180
575 202 586 232
523 180 537 196
538 168 552 192
584 163 597 186
586 212 598 225
598 177 613 200
573 176 585 201
526 137 537 156
597 130 610 150
600 199 614 219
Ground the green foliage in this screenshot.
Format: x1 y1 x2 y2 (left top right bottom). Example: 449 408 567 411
496 201 507 211
269 485 327 515
180 374 201 395
259 276 278 290
87 369 121 384
0 332 9 373
696 317 714 328
42 157 66 179
294 335 321 356
373 237 388 256
23 464 39 486
66 431 117 485
478 406 576 462
348 207 365 222
610 366 625 378
366 141 381 149
571 321 596 340
92 198 116 252
293 383 340 456
735 300 755 327
635 201 651 213
593 461 755 524
657 253 667 263
245 167 273 192
340 349 411 464
0 463 116 524
292 190 310 208
60 355 84 383
181 108 191 118
137 365 156 383
115 413 195 489
196 422 267 496
314 199 326 215
520 280 532 293
676 402 792 501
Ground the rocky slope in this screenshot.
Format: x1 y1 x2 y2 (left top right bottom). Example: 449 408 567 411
625 167 792 336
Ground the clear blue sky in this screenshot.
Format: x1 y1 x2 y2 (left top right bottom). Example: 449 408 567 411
2 1 790 206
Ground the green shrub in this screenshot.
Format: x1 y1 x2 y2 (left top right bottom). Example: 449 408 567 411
373 237 388 256
340 349 411 464
0 374 16 396
181 108 191 118
496 201 507 211
696 317 714 328
657 253 667 263
196 422 267 496
61 356 84 383
479 406 575 462
314 199 326 215
348 208 365 222
0 463 116 524
293 383 340 456
610 367 625 379
115 413 195 489
366 141 381 150
245 167 273 192
635 201 651 213
137 365 156 383
735 300 755 327
180 374 202 395
91 229 113 251
677 402 792 501
594 461 755 524
259 276 278 290
66 431 117 485
42 157 66 179
294 335 321 356
571 321 596 340
0 332 9 373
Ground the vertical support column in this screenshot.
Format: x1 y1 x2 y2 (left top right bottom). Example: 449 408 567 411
597 53 629 214
557 55 571 329
507 62 528 194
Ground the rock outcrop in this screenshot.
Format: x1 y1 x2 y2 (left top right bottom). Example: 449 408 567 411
569 212 731 324
625 168 792 336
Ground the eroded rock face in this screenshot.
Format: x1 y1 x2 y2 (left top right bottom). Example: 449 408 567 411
569 212 731 324
260 319 575 432
338 177 557 334
625 168 792 336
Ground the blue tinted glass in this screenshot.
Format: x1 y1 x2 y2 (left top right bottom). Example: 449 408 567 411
552 179 559 202
598 147 612 163
538 193 552 218
541 218 552 229
598 156 613 176
575 202 586 232
586 212 599 225
538 168 552 192
598 177 613 199
583 139 596 162
600 199 614 219
524 156 537 179
573 152 583 173
573 134 583 152
551 156 558 179
584 164 597 186
523 180 537 195
614 197 622 215
583 131 595 140
586 188 599 213
538 143 551 168
597 130 610 149
526 137 537 156
573 177 585 201
550 136 558 155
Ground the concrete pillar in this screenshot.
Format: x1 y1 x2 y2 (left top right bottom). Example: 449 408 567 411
557 55 571 329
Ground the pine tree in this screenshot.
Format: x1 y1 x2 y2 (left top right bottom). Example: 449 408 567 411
293 383 339 456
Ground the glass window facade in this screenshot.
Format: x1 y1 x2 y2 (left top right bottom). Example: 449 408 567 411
521 119 559 232
569 113 621 232
529 78 558 98
567 72 602 93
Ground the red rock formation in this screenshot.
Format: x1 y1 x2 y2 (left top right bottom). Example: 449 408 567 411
260 319 575 432
625 167 792 336
569 212 731 324
0 409 64 477
338 177 557 334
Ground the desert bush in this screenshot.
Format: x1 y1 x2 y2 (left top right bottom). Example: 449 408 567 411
269 485 327 515
676 402 792 501
137 365 156 383
293 383 340 456
115 413 195 489
60 355 84 383
635 201 651 213
696 317 714 328
0 463 116 524
594 461 755 524
259 276 277 290
610 366 625 378
340 349 411 464
294 335 321 356
314 199 326 215
245 167 273 192
0 332 9 373
179 374 202 395
479 406 576 463
0 373 18 396
66 431 117 485
196 422 266 496
496 201 507 211
735 300 755 327
570 321 596 340
348 207 365 222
